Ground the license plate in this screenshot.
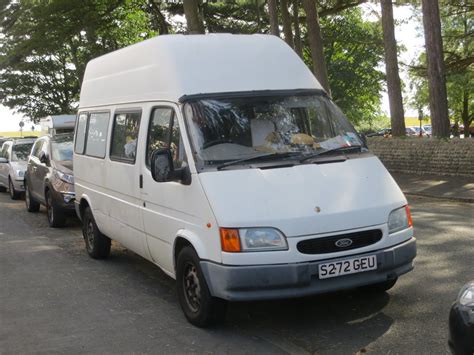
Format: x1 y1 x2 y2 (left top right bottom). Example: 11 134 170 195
318 255 377 279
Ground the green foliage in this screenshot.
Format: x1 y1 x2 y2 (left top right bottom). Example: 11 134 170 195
319 8 385 125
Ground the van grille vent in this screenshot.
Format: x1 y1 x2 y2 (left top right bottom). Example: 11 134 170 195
297 229 383 254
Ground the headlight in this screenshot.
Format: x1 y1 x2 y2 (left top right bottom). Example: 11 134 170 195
15 170 25 178
54 169 74 184
458 282 474 307
220 227 288 252
388 205 412 234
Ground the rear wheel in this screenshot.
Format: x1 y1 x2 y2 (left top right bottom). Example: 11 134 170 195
25 180 40 212
176 246 227 327
363 278 398 293
9 178 20 200
0 185 6 192
45 189 66 228
83 207 111 259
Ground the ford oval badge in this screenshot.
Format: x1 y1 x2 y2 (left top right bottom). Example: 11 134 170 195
335 238 353 248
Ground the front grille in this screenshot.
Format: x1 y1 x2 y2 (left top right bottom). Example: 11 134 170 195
297 229 383 254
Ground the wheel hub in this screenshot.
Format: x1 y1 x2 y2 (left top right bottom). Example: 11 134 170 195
183 263 201 313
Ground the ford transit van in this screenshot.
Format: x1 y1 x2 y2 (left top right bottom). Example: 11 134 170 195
74 34 416 327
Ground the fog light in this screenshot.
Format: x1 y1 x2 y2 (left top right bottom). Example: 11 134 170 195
63 194 75 204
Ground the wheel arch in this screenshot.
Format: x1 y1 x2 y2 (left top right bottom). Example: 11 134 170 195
173 229 209 274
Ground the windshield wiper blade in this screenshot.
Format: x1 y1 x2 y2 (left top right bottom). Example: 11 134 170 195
217 152 301 170
300 145 363 163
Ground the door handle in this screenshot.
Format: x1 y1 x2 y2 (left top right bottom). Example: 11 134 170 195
139 174 143 189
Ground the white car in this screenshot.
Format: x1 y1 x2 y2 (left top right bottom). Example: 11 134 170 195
74 34 416 327
0 138 36 199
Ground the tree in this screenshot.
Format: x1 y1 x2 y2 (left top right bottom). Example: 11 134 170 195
421 0 450 138
381 0 405 136
183 0 205 34
267 0 280 36
321 7 385 125
280 0 294 47
302 0 331 95
292 0 303 57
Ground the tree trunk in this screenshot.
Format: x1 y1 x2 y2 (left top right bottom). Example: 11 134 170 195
421 0 450 138
281 0 294 47
256 0 261 32
184 0 204 34
462 90 471 138
302 0 331 95
292 0 303 57
267 0 280 36
381 0 405 137
149 0 169 35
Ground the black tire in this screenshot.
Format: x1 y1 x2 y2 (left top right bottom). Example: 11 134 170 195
363 278 398 293
45 189 66 228
0 185 6 192
25 179 40 212
83 207 111 259
176 246 227 327
9 178 20 200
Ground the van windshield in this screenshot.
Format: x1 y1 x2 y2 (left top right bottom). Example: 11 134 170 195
184 92 363 167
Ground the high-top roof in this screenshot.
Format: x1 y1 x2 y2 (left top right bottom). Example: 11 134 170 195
79 34 322 108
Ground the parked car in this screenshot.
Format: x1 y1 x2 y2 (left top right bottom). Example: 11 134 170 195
366 128 391 137
24 133 75 227
0 138 36 199
423 124 432 136
74 34 416 327
449 281 474 354
406 126 418 136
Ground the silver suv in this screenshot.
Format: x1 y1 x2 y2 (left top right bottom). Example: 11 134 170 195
0 138 36 199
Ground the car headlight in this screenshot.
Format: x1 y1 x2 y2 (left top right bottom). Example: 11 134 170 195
15 170 25 178
388 205 412 234
220 227 288 252
458 282 474 307
54 169 74 184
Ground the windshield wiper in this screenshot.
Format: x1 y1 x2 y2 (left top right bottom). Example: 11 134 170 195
217 152 301 170
300 145 363 163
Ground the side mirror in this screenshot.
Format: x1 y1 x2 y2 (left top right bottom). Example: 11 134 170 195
151 149 174 182
39 151 49 165
150 148 191 185
0 157 8 164
359 133 368 147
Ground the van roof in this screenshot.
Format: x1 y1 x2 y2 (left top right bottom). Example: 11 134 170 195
79 34 322 109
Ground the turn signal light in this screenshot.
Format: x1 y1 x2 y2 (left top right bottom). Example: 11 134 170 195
405 205 413 227
220 228 241 252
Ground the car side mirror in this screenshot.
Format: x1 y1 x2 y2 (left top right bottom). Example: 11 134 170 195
150 148 175 182
150 148 191 185
39 151 49 165
359 133 368 147
0 157 8 164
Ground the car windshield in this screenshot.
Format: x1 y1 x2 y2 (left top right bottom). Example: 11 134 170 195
11 142 33 161
184 93 363 167
51 135 73 161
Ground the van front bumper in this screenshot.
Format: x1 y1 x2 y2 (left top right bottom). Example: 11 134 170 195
200 237 416 301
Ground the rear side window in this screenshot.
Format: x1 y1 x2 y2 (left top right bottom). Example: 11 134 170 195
85 112 110 158
31 140 43 158
110 111 141 164
75 113 88 154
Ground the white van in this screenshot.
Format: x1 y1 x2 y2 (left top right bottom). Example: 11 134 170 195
74 34 416 326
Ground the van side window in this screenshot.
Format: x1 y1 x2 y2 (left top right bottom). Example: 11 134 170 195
85 112 110 158
146 108 185 169
110 111 141 163
75 113 88 154
1 143 10 159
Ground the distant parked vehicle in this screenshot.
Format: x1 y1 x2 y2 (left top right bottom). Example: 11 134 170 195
0 137 10 147
423 125 432 136
406 127 417 136
24 134 75 227
366 128 391 137
0 138 36 199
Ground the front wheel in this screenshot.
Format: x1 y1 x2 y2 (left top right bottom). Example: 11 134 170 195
9 178 21 200
25 180 40 212
176 246 227 327
45 190 66 228
83 207 111 259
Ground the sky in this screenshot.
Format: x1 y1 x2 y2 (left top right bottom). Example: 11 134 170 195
0 4 425 132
